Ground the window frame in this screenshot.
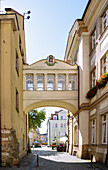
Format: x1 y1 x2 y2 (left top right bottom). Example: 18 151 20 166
47 74 55 90
68 74 76 90
102 114 107 144
102 9 108 32
26 75 34 91
91 119 95 144
92 29 96 50
58 74 66 90
36 74 44 91
91 68 96 88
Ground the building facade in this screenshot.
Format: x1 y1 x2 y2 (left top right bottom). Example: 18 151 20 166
64 0 108 164
29 128 40 147
0 8 27 166
47 110 68 146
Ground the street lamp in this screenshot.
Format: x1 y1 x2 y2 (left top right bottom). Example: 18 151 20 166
23 10 31 30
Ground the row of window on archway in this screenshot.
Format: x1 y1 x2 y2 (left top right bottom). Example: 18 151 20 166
26 74 77 91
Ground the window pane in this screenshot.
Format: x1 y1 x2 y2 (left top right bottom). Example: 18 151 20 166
37 75 44 90
26 75 33 90
92 70 96 87
47 75 55 90
68 75 76 90
58 75 65 90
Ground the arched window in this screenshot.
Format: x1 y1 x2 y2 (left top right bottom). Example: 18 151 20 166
37 75 44 90
68 75 76 90
58 75 65 90
47 75 55 90
26 75 33 90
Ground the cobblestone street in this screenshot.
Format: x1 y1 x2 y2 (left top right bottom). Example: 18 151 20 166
1 146 108 170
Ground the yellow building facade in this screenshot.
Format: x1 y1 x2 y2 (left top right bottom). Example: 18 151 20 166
65 0 108 164
0 8 27 166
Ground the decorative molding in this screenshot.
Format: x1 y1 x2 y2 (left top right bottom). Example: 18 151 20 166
90 108 96 116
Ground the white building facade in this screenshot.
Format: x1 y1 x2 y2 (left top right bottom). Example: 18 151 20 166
47 110 68 146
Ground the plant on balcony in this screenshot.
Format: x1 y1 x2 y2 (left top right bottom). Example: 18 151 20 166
86 86 98 99
96 72 108 89
86 72 108 99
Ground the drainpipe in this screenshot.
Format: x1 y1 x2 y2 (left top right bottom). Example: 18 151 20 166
78 65 80 147
0 111 1 167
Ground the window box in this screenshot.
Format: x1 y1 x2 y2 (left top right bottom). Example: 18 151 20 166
86 72 108 99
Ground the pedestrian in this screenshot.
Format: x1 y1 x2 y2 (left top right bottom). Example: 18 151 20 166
33 144 34 149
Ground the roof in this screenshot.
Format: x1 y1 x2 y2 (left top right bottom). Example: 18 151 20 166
82 0 92 19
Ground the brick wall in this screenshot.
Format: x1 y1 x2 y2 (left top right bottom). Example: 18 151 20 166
1 128 19 167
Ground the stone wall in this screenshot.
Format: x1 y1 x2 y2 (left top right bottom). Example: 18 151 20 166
1 128 19 167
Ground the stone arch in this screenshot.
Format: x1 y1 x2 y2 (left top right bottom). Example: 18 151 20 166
24 100 77 114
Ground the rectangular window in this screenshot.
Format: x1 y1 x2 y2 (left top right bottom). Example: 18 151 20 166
92 69 96 87
37 75 44 90
61 123 63 128
55 123 57 128
53 115 57 120
16 89 19 112
102 55 108 74
58 75 65 90
47 75 55 90
16 51 19 76
68 74 76 90
92 120 95 144
26 75 34 90
102 10 108 32
92 29 96 50
61 116 63 120
102 114 107 144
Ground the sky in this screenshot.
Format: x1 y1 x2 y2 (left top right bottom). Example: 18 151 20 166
1 0 88 64
1 0 88 134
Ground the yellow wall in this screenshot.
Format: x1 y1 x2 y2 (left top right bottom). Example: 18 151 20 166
0 8 27 158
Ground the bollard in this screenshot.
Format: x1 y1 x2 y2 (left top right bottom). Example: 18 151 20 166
37 154 39 167
91 153 93 168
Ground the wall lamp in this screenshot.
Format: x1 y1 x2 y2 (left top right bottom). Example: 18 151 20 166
23 10 31 29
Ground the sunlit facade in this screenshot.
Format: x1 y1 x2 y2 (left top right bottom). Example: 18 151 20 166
64 0 108 164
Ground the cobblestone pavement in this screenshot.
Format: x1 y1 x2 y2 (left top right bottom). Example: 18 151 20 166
1 146 108 170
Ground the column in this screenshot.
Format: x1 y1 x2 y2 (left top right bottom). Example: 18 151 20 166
44 73 47 90
23 74 26 90
55 73 58 90
66 73 69 90
33 74 37 90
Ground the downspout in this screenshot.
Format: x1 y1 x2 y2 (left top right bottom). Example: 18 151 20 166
78 65 80 147
0 22 1 167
